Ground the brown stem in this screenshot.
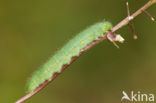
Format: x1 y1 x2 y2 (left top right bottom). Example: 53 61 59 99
126 2 130 17
141 9 155 21
128 23 137 39
126 2 137 39
112 0 155 32
15 0 156 103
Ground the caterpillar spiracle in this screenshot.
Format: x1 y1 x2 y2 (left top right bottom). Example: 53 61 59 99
26 21 117 93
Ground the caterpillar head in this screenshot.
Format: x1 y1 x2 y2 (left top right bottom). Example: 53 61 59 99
103 21 113 31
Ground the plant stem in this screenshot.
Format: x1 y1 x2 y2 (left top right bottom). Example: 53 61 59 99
112 0 155 32
15 0 156 103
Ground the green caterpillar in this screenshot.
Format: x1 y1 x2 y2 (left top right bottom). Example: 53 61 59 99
26 21 113 93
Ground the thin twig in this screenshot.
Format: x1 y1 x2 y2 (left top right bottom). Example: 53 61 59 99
142 9 155 21
128 23 137 39
126 2 137 39
112 0 155 32
15 0 156 103
126 2 130 17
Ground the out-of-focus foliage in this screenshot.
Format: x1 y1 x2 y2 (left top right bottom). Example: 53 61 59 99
0 0 155 103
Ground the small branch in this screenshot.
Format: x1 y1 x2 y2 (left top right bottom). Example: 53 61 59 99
128 23 137 39
126 2 130 17
142 9 155 21
112 0 155 32
126 2 137 39
15 0 156 103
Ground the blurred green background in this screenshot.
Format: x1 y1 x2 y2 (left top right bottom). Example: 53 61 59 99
0 0 156 103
